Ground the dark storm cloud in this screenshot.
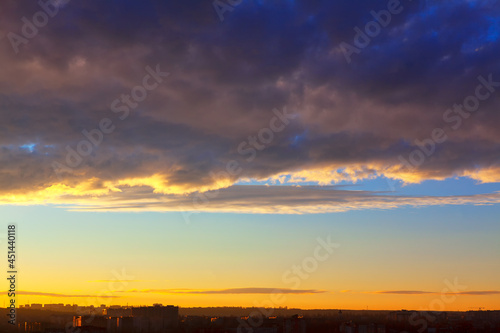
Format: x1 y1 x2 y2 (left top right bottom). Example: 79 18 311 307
0 0 499 207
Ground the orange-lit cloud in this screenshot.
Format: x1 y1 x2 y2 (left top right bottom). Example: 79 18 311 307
461 167 500 184
2 161 500 213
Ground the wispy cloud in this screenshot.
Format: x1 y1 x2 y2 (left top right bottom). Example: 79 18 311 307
356 290 500 296
87 279 159 283
119 288 327 295
44 185 500 214
0 291 120 298
454 291 500 296
367 290 434 295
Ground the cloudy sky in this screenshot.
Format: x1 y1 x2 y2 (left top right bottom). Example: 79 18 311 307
0 0 499 310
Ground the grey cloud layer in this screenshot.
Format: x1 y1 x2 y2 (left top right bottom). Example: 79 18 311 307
56 185 500 214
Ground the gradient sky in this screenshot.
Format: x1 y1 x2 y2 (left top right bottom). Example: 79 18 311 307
0 0 499 310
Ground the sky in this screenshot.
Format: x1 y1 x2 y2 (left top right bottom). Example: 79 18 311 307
0 0 499 310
